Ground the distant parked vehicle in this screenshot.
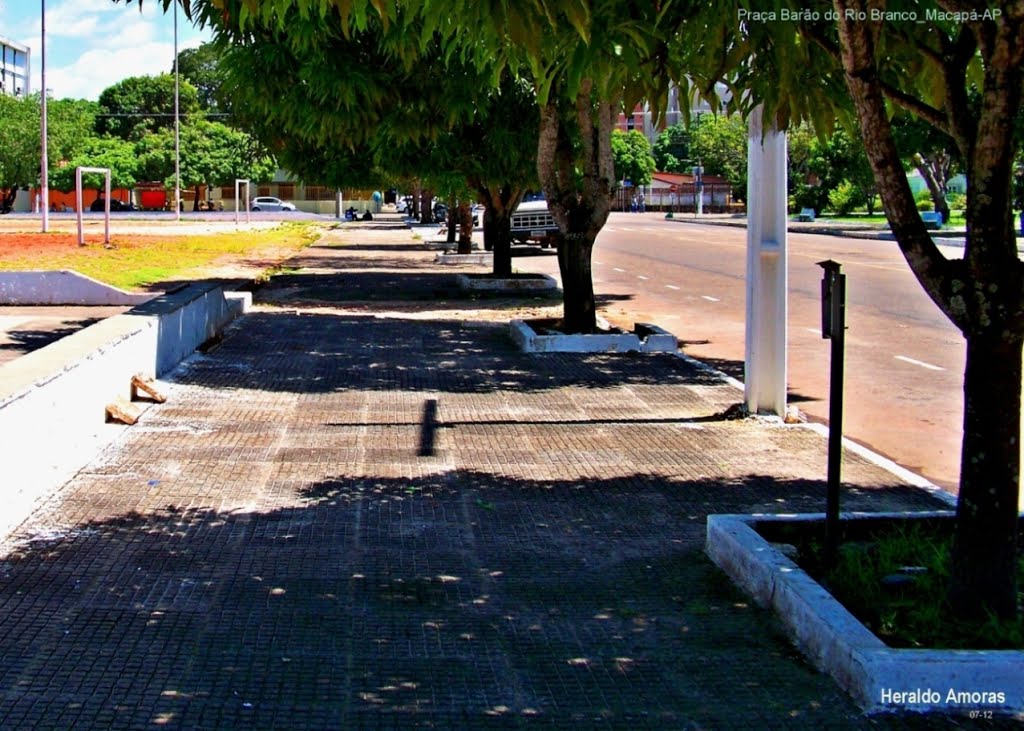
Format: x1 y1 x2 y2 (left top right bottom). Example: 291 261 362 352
250 196 296 212
508 198 558 249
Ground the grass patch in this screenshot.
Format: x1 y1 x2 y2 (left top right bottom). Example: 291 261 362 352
780 521 1024 650
0 223 320 291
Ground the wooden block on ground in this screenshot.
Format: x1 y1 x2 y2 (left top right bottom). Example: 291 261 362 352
106 398 143 425
131 373 167 403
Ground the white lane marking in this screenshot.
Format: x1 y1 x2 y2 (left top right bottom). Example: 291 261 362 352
806 328 821 335
701 295 720 302
665 284 680 290
894 355 945 371
637 275 649 280
613 268 626 273
594 260 603 265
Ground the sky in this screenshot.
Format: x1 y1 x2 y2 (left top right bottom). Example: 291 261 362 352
3 0 213 101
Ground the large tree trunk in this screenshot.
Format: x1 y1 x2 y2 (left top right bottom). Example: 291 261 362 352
446 194 457 245
477 184 521 277
914 154 950 223
834 0 1023 620
457 200 473 255
419 190 434 224
193 185 201 212
950 331 1022 618
536 80 617 334
556 233 596 331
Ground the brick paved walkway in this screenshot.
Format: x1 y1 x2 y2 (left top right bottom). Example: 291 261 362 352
0 226 976 729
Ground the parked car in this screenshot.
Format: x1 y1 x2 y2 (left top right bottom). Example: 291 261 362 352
508 198 558 249
250 196 296 212
89 197 130 212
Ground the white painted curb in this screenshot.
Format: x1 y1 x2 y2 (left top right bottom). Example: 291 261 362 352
0 270 157 305
706 512 1024 715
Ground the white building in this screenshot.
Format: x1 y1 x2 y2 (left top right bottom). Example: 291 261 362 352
0 35 30 97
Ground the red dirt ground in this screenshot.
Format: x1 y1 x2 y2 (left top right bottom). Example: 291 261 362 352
0 233 177 260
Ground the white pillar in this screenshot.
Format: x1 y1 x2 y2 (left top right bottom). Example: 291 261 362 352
744 107 788 416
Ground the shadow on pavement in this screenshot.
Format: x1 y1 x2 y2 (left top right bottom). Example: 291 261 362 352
0 469 958 730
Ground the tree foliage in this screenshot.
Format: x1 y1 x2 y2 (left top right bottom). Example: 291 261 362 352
97 74 202 140
175 42 228 113
611 130 655 187
49 136 140 192
688 114 749 200
0 94 42 212
652 121 696 174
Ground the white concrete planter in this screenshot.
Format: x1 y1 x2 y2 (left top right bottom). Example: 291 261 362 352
434 252 492 265
511 319 677 353
455 273 557 292
705 512 1024 716
424 241 481 251
0 270 156 305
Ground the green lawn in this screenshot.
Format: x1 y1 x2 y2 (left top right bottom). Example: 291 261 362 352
0 223 322 291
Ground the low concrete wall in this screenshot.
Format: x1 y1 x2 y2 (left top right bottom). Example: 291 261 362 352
0 283 249 541
510 319 677 353
0 270 157 306
706 512 1024 715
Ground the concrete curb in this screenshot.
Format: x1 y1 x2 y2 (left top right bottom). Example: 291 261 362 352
706 512 1024 715
456 273 558 292
511 319 677 353
0 283 250 541
434 252 492 265
0 270 158 306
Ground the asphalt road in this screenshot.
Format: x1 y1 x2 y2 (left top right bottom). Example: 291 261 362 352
512 212 969 494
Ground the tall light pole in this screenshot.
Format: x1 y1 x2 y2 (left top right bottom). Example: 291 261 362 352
174 0 180 221
40 0 49 232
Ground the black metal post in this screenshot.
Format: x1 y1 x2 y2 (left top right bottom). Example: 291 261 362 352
817 260 846 568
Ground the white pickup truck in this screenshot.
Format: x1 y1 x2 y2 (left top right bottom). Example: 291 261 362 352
509 199 559 248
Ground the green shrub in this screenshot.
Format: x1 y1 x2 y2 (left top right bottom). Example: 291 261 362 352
945 191 966 212
827 180 863 216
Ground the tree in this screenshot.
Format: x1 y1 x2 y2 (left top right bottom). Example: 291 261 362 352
678 0 1024 620
0 94 41 213
689 114 749 201
97 74 202 141
611 129 656 188
0 95 99 212
136 120 276 206
652 121 696 173
891 115 961 223
806 127 877 214
175 42 228 113
49 136 139 194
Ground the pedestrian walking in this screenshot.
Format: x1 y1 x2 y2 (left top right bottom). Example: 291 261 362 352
638 191 646 213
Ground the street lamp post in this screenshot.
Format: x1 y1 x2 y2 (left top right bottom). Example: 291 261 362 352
174 1 181 221
40 0 49 232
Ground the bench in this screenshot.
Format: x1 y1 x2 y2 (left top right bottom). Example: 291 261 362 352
798 208 815 222
920 211 943 230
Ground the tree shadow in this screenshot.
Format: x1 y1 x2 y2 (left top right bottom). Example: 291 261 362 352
173 311 719 395
0 318 104 355
0 469 955 729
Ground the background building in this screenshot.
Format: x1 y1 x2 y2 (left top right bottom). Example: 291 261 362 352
0 35 30 97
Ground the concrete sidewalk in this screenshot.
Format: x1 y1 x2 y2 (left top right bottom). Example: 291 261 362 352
0 225 975 729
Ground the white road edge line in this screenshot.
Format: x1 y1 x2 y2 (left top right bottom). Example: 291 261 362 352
665 284 680 290
894 355 945 371
701 295 720 302
670 350 955 508
613 268 626 273
637 275 649 280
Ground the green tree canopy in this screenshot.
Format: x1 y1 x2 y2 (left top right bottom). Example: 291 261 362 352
652 121 696 174
49 136 140 193
611 130 656 187
175 42 228 113
96 74 202 141
0 94 42 212
689 114 748 200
